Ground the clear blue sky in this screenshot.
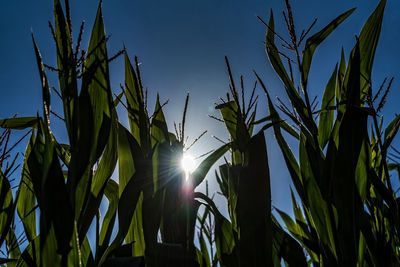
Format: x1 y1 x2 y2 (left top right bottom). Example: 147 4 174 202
1 0 400 220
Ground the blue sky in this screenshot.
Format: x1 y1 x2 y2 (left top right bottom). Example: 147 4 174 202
1 0 400 224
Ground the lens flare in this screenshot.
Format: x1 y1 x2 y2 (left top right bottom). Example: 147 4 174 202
181 153 196 181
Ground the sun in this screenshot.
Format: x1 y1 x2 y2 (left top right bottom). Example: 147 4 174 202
181 153 196 179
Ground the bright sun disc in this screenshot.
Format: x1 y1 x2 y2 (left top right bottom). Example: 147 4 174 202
181 154 196 173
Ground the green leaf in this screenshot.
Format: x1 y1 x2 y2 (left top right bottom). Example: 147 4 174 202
358 0 387 99
116 123 146 256
199 234 211 267
304 176 337 260
71 1 113 221
150 95 170 193
0 170 13 248
195 192 235 261
355 139 370 201
41 139 74 257
150 94 169 147
383 114 400 151
215 101 249 146
99 168 145 265
302 8 355 85
99 179 119 246
97 179 119 262
54 0 77 140
318 64 337 149
192 143 230 188
7 226 22 262
124 52 150 151
330 104 368 265
336 48 347 107
0 117 38 130
17 131 37 243
271 218 307 267
32 35 51 130
77 107 118 243
83 1 112 162
18 235 41 266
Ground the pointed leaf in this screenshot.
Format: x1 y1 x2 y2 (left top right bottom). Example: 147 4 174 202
302 8 355 85
318 64 337 149
192 143 230 188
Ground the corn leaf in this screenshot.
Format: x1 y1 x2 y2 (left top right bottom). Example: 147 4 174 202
302 8 355 85
124 52 150 151
195 192 235 263
216 101 248 145
41 138 74 257
260 80 305 203
383 114 400 151
72 1 113 220
77 107 118 243
17 131 37 243
318 64 337 149
0 117 38 130
236 132 272 266
358 0 387 99
117 123 146 256
32 35 51 130
271 217 307 267
96 179 118 263
192 143 230 188
54 0 77 140
0 170 13 248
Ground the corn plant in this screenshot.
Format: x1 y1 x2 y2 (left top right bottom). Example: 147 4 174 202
256 0 400 265
0 0 123 265
195 57 308 266
106 49 231 266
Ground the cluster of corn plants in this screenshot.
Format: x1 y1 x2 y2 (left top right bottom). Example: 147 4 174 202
257 0 399 265
195 0 400 266
0 0 230 266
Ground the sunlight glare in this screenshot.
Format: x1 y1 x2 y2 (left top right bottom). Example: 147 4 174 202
181 154 196 180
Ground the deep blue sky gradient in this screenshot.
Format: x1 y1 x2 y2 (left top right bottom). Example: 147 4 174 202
1 0 400 234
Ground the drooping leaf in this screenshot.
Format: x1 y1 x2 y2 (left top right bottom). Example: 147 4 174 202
0 117 38 130
383 114 400 151
302 8 355 85
192 143 230 188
